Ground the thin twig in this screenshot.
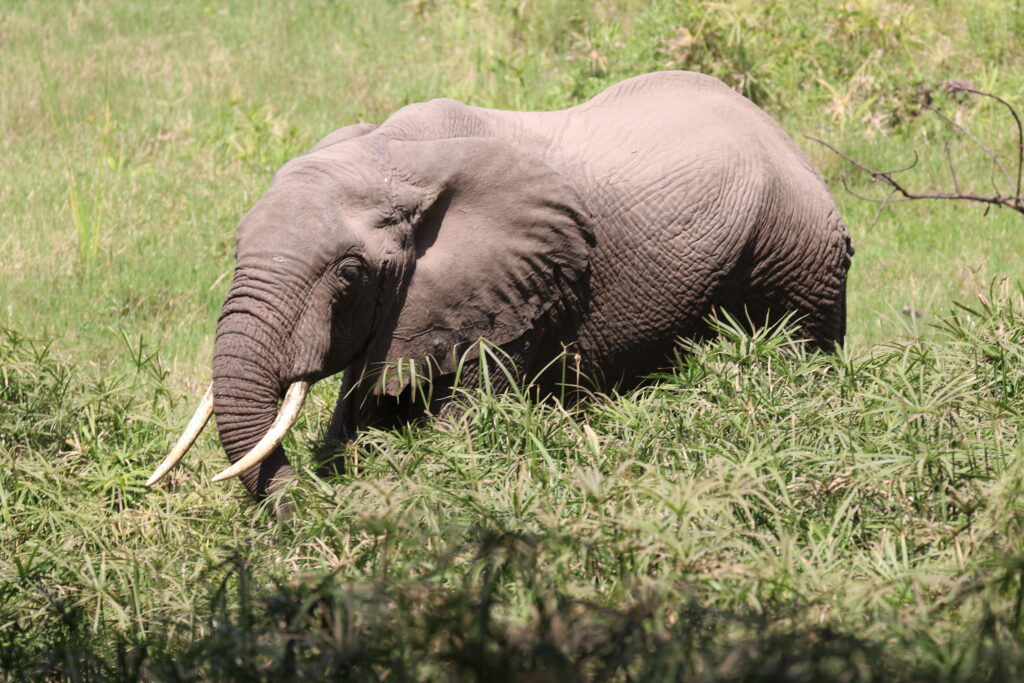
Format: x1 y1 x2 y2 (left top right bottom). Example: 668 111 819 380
870 186 900 229
989 157 1002 199
924 104 1015 192
944 141 960 194
839 175 907 205
956 86 1024 203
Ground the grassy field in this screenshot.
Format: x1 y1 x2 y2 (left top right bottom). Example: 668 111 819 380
2 0 1024 679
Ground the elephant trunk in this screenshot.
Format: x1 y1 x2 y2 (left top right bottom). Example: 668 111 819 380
212 287 296 499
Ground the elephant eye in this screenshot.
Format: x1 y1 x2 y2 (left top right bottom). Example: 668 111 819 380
338 264 361 283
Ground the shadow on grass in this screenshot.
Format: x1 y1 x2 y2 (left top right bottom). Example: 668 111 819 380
9 528 1020 682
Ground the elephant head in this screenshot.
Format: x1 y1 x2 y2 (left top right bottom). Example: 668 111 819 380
148 121 592 498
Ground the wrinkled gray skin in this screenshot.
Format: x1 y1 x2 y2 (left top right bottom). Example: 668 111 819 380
212 71 853 499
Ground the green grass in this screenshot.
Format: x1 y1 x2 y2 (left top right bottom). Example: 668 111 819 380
4 295 1024 679
2 0 1024 679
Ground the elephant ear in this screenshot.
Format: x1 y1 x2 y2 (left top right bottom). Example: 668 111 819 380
377 136 592 391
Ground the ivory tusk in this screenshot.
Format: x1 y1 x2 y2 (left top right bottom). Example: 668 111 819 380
211 381 309 483
146 385 214 487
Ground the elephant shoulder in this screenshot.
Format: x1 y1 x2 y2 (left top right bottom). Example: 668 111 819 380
577 71 738 111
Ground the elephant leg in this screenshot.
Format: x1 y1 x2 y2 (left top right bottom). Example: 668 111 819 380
250 447 297 516
730 215 852 352
430 324 563 419
721 279 847 352
316 371 361 477
316 326 558 477
775 230 852 351
797 274 847 351
315 369 435 477
760 263 849 352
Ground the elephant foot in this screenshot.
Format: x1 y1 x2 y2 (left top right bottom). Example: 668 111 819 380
248 459 297 519
271 493 293 520
315 437 349 479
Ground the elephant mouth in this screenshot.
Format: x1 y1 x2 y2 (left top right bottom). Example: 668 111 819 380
145 380 310 487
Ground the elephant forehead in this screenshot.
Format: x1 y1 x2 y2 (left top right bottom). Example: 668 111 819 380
237 162 398 244
275 156 393 211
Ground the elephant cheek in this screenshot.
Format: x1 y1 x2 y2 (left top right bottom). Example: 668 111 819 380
290 294 378 381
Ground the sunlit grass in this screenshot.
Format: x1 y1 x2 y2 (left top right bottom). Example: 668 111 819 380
1 0 1021 359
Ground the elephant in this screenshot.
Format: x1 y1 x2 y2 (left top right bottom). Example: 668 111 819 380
147 71 853 501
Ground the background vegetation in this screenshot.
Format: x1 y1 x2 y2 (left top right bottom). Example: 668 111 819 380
2 0 1023 679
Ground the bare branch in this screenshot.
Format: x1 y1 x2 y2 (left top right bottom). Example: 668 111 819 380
833 171 1016 210
805 87 1024 216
